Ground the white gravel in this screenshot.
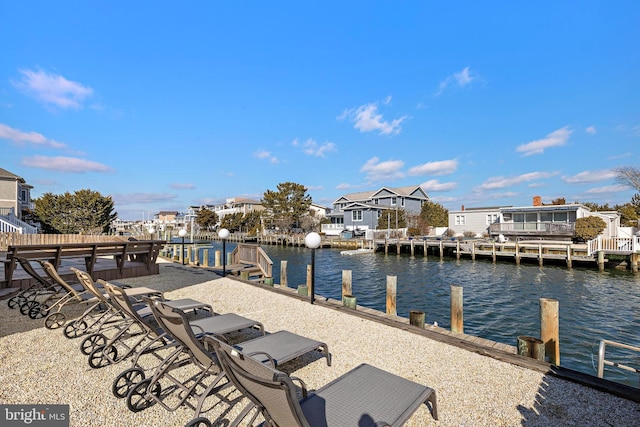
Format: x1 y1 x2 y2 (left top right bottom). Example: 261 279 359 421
0 261 639 426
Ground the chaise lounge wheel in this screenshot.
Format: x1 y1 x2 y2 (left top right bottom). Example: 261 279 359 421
8 294 27 309
126 378 160 412
63 320 88 338
88 345 117 369
80 333 107 355
184 417 212 427
113 367 145 398
20 300 39 316
43 312 65 328
30 303 50 320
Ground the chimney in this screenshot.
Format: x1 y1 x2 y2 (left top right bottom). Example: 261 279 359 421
533 196 542 206
461 205 465 211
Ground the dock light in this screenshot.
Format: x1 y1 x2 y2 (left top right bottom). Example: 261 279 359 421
178 228 188 265
305 232 322 304
218 228 230 277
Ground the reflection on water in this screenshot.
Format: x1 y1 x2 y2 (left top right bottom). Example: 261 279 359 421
201 242 640 387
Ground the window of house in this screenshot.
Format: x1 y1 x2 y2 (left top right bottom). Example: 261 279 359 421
540 212 552 222
486 214 498 225
554 212 568 222
455 215 466 225
401 197 405 207
391 197 397 205
374 199 379 205
352 210 363 221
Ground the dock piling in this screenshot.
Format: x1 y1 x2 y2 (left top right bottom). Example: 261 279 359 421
451 285 464 333
386 276 397 316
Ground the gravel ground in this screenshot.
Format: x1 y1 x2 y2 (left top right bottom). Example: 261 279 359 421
1 261 639 426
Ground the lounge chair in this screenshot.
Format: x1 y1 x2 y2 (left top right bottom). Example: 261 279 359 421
210 338 438 426
130 299 331 426
8 257 70 315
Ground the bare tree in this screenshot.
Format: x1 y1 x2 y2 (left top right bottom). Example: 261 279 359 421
614 166 640 191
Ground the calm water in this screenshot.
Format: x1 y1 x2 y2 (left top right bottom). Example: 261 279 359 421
195 241 640 387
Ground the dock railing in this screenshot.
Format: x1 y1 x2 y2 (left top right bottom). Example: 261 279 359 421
587 236 640 256
597 339 640 387
230 243 273 278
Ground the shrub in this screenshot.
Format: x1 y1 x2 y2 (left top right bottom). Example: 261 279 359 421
574 216 607 241
463 231 476 238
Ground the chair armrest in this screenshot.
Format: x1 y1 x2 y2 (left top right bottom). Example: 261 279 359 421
247 351 276 368
289 376 308 398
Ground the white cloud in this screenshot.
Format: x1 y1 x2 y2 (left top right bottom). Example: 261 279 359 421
21 155 113 173
253 149 279 163
13 68 93 109
435 66 475 96
112 193 177 205
408 159 458 176
585 126 597 134
293 138 336 157
336 183 357 190
516 127 572 156
420 179 457 192
584 184 630 194
0 123 66 148
478 171 558 190
360 157 405 182
170 183 196 189
338 98 408 135
563 169 617 184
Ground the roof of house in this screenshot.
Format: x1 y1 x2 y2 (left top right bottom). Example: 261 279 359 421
334 185 428 204
0 167 25 182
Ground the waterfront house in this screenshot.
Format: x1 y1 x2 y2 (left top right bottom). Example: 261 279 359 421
448 196 622 241
323 185 429 236
0 167 37 234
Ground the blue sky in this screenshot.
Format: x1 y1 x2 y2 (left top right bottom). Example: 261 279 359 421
1 2 638 220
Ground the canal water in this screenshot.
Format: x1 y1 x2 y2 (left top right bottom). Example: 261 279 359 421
196 241 640 388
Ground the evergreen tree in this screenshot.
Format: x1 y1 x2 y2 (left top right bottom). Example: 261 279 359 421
34 189 117 234
376 208 407 229
261 182 311 231
417 200 448 233
195 208 218 230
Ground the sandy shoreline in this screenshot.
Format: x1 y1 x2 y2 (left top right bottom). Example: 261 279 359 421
0 262 639 426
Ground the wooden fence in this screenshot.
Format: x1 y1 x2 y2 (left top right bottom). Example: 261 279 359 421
0 233 128 251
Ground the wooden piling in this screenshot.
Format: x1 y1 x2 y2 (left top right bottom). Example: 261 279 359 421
439 241 444 260
280 260 288 288
456 241 460 260
597 251 605 271
538 244 543 267
410 239 415 257
342 270 352 299
631 253 638 273
566 245 572 268
471 241 476 261
515 241 521 265
423 240 428 259
214 250 221 267
386 276 397 316
492 242 496 263
306 265 312 288
410 310 425 328
540 298 560 365
451 285 464 333
384 238 388 255
202 249 209 267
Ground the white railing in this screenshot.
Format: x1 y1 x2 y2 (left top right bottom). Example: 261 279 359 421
0 210 38 234
597 339 640 387
321 223 345 236
587 236 640 255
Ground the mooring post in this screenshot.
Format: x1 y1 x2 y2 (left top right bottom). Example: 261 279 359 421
631 253 638 273
202 249 209 267
538 244 543 267
410 239 415 257
472 241 476 261
492 242 497 263
214 250 221 267
540 298 560 365
306 264 312 288
515 241 521 265
280 260 288 288
451 285 464 333
423 239 428 259
597 250 605 271
173 244 179 261
456 241 461 260
386 276 397 316
410 310 425 328
439 240 444 260
342 270 352 299
384 238 388 255
566 245 572 268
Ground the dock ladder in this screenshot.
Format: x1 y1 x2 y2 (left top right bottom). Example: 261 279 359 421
597 339 640 387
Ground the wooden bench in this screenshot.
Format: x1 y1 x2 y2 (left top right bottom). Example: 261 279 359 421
3 240 166 285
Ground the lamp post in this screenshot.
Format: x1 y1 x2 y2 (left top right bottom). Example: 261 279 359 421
178 228 187 265
218 228 230 277
304 232 322 304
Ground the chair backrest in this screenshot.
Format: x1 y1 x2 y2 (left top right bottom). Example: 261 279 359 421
99 280 157 336
209 337 309 427
15 257 55 288
71 268 109 304
146 299 220 371
36 260 82 298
